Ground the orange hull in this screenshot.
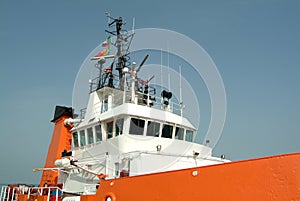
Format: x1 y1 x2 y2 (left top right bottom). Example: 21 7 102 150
94 152 300 201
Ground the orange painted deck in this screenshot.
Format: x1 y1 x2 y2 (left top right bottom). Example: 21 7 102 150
94 152 300 201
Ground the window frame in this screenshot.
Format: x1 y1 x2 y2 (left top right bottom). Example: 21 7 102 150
146 121 160 137
87 127 94 144
79 130 86 146
95 124 102 142
175 127 184 140
115 118 124 137
106 121 114 139
161 124 174 139
129 117 145 136
185 130 194 142
72 132 79 148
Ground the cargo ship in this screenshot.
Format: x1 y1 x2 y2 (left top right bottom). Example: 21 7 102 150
1 14 299 201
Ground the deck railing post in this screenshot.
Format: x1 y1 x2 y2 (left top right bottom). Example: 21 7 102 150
55 188 58 201
47 188 50 201
11 188 15 201
6 188 10 201
0 186 5 201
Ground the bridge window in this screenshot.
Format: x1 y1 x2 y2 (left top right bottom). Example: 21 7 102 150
115 162 120 177
175 127 184 140
162 124 173 139
146 121 160 137
107 121 113 139
80 130 86 146
95 125 102 142
129 118 145 135
185 130 194 142
115 119 124 136
87 127 94 144
73 132 79 147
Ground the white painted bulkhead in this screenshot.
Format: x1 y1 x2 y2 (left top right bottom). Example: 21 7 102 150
60 87 229 194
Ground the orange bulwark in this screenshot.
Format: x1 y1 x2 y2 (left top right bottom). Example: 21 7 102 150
94 152 300 201
39 106 73 187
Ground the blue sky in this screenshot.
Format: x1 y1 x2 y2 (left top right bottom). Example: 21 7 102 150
0 0 299 184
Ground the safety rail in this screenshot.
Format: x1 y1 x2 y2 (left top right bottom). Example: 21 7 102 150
0 186 28 201
0 186 62 201
27 187 62 201
10 187 26 201
86 70 185 116
89 73 121 93
0 186 9 201
86 86 183 117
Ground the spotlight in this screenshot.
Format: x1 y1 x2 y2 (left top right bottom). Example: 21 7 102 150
161 90 172 106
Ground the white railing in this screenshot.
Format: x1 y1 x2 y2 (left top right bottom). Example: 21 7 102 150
10 187 26 201
0 186 26 201
27 187 62 201
0 186 10 201
89 87 183 116
0 186 62 201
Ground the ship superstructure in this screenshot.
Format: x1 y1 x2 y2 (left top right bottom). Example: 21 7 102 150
54 13 228 194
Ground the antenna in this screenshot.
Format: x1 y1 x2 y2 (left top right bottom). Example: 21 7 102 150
160 49 163 109
105 12 110 24
131 62 137 103
105 12 112 20
167 44 170 91
132 17 135 33
179 65 183 116
123 17 135 54
136 54 149 73
147 75 155 83
135 54 149 92
160 49 163 85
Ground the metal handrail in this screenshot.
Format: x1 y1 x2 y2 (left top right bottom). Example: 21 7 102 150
10 187 25 201
0 186 10 201
27 187 62 201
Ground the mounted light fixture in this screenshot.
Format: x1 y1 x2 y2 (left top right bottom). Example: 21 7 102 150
161 90 172 106
156 145 162 152
193 151 199 159
123 67 129 73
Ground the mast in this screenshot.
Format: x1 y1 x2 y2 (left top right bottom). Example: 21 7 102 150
90 13 150 101
105 13 133 83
